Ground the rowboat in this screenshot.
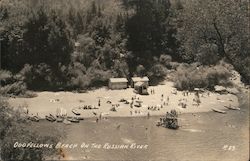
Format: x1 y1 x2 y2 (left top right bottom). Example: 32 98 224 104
67 117 80 123
50 114 56 120
212 108 226 114
46 115 56 122
63 119 71 125
72 109 81 115
224 105 240 110
56 117 64 122
76 116 84 120
28 116 40 122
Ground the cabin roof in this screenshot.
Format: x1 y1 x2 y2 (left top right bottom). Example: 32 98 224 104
134 81 147 87
109 78 128 83
131 77 149 82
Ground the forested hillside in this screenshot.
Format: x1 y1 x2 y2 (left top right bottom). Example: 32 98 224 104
0 0 249 95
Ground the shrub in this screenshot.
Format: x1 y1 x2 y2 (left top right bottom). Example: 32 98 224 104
196 43 220 65
174 63 231 90
0 82 27 96
147 63 168 84
70 75 91 89
0 70 30 97
0 99 60 161
159 54 172 67
0 70 13 85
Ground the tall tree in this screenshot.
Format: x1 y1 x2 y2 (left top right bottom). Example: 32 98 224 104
177 0 249 83
125 0 172 72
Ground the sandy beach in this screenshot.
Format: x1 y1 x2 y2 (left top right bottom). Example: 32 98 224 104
7 81 239 119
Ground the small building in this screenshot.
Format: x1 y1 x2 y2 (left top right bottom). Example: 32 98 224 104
131 77 149 88
108 78 128 90
134 81 148 95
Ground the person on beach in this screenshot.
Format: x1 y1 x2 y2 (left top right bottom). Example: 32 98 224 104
147 112 150 118
98 99 101 107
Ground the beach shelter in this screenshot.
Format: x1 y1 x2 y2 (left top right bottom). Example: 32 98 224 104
108 78 128 89
134 82 148 95
131 77 149 88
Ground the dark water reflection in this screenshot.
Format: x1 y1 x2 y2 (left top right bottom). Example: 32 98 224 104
32 106 249 161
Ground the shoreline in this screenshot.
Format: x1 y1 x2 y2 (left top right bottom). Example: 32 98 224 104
7 81 241 119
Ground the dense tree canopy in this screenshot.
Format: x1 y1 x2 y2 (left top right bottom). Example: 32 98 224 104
177 0 249 83
0 0 249 93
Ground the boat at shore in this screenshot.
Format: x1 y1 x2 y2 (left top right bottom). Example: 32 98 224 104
67 117 80 123
224 105 240 110
56 117 64 122
212 108 226 114
72 109 81 115
76 116 84 120
46 115 56 122
63 119 71 125
28 115 40 122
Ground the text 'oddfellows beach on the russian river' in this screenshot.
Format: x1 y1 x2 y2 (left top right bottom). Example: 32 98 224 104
13 142 149 150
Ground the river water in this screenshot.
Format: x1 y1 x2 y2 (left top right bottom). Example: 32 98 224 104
30 101 249 161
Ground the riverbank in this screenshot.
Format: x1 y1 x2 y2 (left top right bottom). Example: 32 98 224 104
7 81 240 119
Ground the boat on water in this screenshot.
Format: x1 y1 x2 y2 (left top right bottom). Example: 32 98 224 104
157 110 179 130
67 117 80 123
212 108 227 114
46 115 56 122
224 105 240 110
72 109 81 115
